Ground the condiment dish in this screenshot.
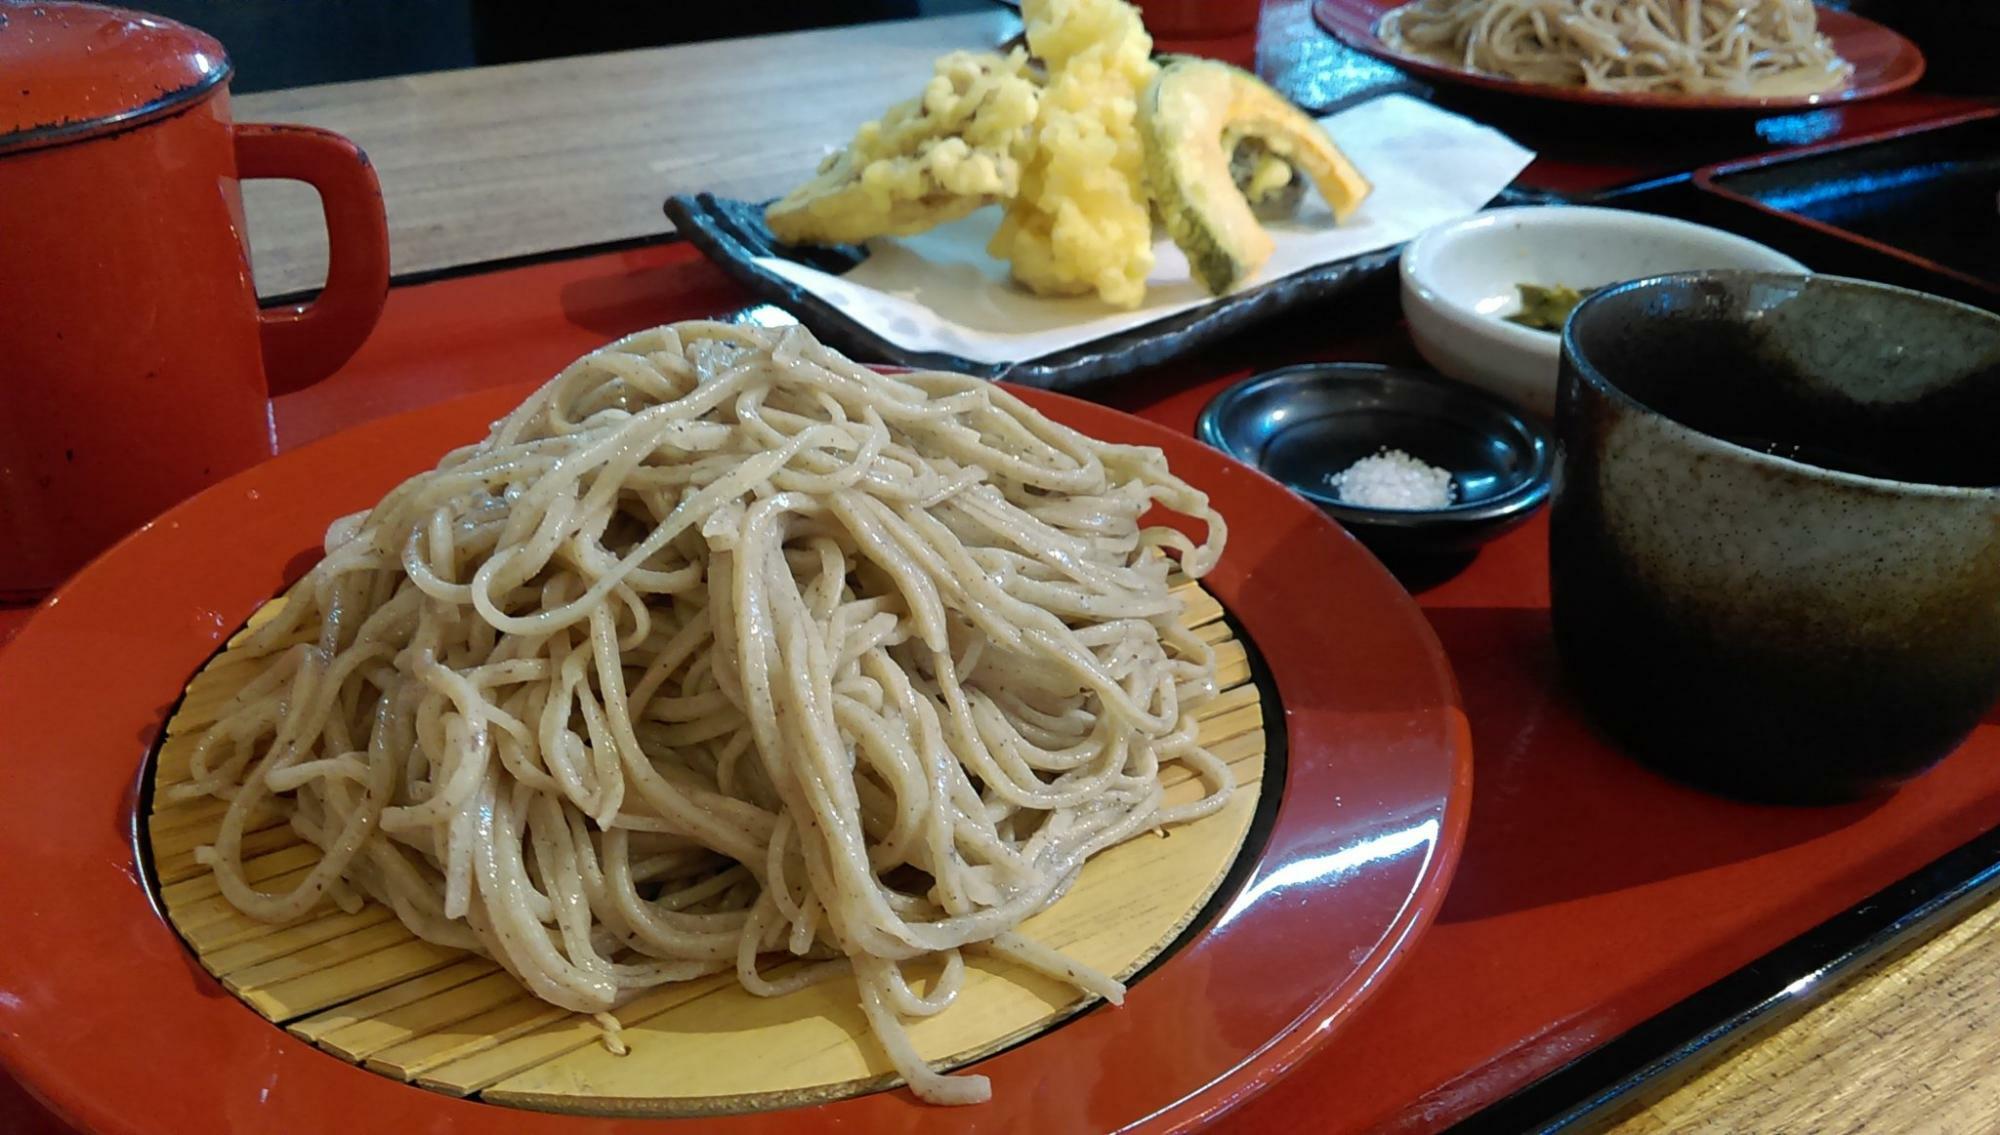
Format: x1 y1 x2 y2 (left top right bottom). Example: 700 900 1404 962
1197 362 1553 558
1400 206 1806 416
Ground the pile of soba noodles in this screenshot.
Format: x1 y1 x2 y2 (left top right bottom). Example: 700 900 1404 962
174 321 1231 1105
1379 0 1853 95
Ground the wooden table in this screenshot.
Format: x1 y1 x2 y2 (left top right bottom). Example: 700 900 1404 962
1611 895 2000 1134
233 11 1023 299
13 6 1993 1134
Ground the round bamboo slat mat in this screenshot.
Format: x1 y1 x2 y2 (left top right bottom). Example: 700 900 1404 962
144 576 1274 1116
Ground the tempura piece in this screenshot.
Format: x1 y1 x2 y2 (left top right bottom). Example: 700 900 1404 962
986 0 1157 308
765 50 1041 246
1140 57 1372 294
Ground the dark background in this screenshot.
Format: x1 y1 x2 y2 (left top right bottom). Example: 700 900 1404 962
138 0 990 93
126 1 1997 100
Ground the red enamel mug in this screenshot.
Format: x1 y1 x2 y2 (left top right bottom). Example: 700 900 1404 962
0 2 390 595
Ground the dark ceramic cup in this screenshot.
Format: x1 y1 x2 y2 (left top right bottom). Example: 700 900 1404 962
1551 271 2000 804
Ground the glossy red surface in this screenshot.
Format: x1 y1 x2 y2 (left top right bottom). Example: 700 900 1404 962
0 2 228 153
1312 0 1925 112
0 304 1472 1132
6 223 2000 1133
0 71 388 593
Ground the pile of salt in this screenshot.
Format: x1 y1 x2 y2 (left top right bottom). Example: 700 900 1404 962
1331 448 1455 509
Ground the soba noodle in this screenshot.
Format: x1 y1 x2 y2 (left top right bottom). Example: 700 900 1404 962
173 321 1232 1105
1379 0 1852 95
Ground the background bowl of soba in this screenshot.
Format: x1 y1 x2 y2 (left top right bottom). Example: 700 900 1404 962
1311 0 1928 112
1400 206 1807 417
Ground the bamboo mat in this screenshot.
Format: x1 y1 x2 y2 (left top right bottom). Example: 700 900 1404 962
145 578 1272 1115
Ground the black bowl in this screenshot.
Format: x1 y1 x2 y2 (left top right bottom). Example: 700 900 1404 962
1554 270 2000 802
1196 363 1554 560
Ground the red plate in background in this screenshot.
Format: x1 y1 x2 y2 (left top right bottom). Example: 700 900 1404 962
0 379 1471 1134
1313 0 1925 112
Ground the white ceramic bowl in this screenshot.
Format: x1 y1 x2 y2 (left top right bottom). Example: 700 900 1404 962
1399 207 1808 417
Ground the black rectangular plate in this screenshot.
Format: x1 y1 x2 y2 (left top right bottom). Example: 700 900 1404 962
664 191 1409 391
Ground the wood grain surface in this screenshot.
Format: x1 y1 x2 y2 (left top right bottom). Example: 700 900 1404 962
232 12 1016 298
230 14 2000 1131
1600 888 2000 1135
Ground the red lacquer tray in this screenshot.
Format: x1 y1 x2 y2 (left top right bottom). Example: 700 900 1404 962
4 238 2000 1133
0 253 1472 1134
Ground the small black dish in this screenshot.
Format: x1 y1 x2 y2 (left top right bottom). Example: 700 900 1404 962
1196 363 1554 559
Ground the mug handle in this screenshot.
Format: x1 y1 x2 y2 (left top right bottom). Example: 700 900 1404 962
234 123 391 397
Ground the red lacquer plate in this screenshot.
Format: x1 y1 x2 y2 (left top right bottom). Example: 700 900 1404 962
0 381 1471 1135
1313 0 1925 111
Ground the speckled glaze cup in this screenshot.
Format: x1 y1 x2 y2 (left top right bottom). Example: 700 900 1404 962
1551 272 2000 803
